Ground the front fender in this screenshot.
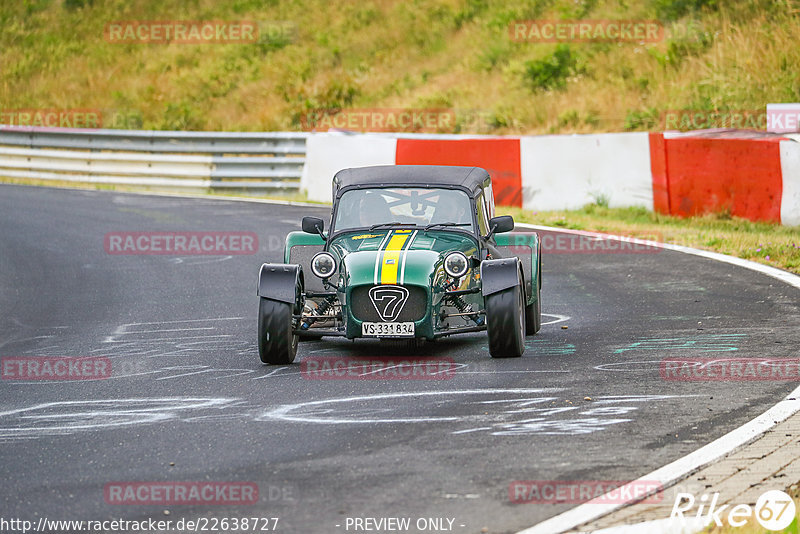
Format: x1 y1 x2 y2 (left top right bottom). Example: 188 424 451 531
257 263 303 304
480 257 522 296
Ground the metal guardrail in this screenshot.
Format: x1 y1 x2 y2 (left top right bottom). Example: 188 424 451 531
0 126 308 190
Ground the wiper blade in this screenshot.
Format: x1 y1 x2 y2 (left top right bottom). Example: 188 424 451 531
423 222 471 231
368 222 407 230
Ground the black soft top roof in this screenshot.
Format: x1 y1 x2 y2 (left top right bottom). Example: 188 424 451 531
332 165 491 199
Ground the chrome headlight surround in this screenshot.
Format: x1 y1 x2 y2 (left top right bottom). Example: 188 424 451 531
311 252 337 279
443 251 469 279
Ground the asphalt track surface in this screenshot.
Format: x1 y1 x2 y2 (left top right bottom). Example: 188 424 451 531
1 184 799 534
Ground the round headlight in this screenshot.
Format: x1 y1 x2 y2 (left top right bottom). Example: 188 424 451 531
311 252 337 279
443 251 469 278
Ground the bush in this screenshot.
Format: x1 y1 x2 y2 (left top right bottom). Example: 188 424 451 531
523 44 576 91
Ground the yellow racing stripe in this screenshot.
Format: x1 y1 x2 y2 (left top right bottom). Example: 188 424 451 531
379 230 412 284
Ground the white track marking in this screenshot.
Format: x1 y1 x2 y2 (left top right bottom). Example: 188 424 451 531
541 313 570 325
103 317 244 343
260 389 564 425
167 255 233 265
154 368 216 380
0 397 239 440
251 367 299 379
258 390 689 437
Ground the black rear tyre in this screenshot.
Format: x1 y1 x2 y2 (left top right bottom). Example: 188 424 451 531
486 283 525 358
258 297 299 364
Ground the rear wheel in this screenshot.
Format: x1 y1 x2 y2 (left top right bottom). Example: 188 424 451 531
258 295 300 365
486 283 525 358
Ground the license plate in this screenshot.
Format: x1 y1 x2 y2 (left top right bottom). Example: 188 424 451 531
362 322 415 338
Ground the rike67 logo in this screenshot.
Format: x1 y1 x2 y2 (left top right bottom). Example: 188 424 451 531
671 490 797 531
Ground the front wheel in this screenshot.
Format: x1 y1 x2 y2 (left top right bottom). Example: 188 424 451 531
486 283 525 358
258 297 299 364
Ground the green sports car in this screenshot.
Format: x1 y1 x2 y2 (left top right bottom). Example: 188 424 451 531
257 165 541 363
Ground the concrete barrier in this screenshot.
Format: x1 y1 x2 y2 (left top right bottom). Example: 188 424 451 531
520 133 653 212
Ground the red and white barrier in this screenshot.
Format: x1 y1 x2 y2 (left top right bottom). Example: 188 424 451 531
301 131 800 225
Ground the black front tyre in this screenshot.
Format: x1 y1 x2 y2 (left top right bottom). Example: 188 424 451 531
525 283 541 335
258 297 299 364
486 283 525 358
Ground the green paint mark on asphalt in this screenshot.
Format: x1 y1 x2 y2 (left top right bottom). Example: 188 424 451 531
614 333 746 354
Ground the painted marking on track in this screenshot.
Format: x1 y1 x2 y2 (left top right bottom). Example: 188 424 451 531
639 280 707 292
0 397 240 441
541 313 570 325
614 333 746 354
102 317 245 343
594 360 665 372
258 390 695 436
168 255 233 265
251 367 296 380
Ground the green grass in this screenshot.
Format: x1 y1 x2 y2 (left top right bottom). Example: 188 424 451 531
2 0 800 134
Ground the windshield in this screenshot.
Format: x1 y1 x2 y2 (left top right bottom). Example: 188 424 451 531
333 188 473 233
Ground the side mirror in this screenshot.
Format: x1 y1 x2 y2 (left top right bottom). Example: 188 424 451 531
486 215 514 239
302 216 325 238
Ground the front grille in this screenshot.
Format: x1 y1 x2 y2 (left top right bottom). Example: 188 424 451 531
350 285 428 322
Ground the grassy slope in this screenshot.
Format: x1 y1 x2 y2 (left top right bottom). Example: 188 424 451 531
2 0 800 133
